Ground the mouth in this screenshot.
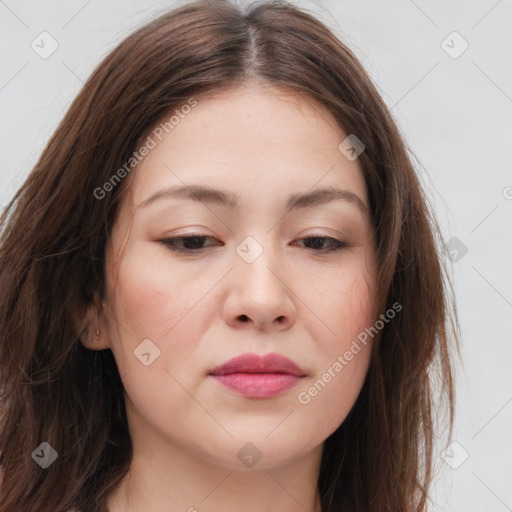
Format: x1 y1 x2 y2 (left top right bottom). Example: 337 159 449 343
208 352 306 399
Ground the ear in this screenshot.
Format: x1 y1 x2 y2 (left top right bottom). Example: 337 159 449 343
75 295 110 351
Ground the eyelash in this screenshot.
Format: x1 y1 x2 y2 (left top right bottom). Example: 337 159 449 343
159 234 348 254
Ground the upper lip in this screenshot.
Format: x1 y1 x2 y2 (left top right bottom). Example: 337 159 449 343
209 352 306 377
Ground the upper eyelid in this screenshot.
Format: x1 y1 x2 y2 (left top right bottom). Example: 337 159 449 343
164 227 346 238
164 233 344 241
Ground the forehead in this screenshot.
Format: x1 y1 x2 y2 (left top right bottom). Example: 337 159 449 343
127 84 368 212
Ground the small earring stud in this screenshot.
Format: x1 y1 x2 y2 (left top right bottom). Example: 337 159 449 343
94 307 100 338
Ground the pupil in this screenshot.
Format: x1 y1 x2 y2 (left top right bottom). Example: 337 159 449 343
185 236 203 248
310 237 324 249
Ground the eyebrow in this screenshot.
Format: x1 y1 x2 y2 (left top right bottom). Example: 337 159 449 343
137 184 369 214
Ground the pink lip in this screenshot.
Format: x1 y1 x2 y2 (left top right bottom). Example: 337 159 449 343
209 352 306 399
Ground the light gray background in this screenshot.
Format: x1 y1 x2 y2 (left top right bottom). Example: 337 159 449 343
1 1 511 510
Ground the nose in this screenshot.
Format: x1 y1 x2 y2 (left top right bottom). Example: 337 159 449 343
223 246 297 332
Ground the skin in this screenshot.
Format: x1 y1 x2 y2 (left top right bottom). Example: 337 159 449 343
81 83 378 512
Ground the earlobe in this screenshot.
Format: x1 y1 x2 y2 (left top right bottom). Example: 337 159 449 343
77 299 110 351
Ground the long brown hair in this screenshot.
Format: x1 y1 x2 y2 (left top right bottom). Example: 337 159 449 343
0 1 460 510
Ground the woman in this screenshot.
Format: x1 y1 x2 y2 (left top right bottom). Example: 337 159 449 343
0 0 460 510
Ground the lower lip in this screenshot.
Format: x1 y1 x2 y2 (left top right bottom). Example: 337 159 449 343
210 373 303 398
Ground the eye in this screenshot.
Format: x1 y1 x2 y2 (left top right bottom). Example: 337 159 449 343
159 235 222 253
291 235 348 253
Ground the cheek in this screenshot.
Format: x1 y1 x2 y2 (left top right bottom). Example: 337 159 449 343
104 244 216 432
105 242 214 375
293 259 375 431
304 255 377 344
295 283 374 439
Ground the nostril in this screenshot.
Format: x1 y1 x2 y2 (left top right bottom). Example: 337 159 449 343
239 315 249 322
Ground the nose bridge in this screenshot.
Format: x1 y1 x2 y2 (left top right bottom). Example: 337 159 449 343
234 234 284 297
223 232 296 330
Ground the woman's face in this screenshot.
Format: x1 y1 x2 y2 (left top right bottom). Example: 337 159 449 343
101 84 377 470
